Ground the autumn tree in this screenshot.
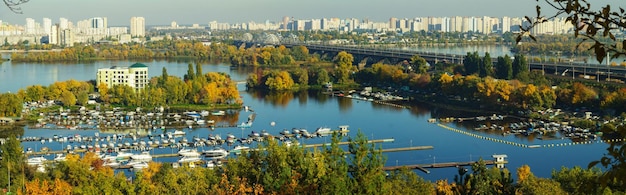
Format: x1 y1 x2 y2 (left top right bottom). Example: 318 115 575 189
0 93 22 117
516 165 567 195
334 51 356 84
264 71 295 90
59 90 77 106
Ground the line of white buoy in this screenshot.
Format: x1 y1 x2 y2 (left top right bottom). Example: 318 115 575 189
435 123 624 149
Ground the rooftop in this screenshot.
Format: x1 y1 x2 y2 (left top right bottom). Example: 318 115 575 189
129 63 148 68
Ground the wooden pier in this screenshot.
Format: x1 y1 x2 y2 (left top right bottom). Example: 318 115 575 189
382 154 508 173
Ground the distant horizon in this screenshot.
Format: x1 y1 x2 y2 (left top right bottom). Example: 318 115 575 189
0 0 623 26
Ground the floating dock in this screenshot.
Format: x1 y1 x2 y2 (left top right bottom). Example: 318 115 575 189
382 154 508 173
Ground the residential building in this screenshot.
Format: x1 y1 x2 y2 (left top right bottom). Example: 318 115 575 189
130 17 145 37
96 63 149 92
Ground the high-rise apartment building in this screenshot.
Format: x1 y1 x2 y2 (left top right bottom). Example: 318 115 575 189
501 16 511 33
25 18 35 35
42 18 52 35
90 17 107 29
130 17 145 37
59 18 69 30
389 17 397 30
59 29 73 46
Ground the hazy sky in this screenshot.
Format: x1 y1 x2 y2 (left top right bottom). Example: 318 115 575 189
0 0 624 26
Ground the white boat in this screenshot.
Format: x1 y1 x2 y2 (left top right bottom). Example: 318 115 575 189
103 160 121 167
178 156 202 163
178 148 201 157
237 121 252 128
116 151 133 160
211 110 226 116
132 162 149 170
27 156 47 166
203 147 228 159
53 154 66 162
130 151 152 162
196 120 206 125
315 127 331 135
200 110 210 117
173 130 186 136
232 145 249 154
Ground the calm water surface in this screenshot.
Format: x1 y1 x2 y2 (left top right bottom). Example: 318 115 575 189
3 60 608 181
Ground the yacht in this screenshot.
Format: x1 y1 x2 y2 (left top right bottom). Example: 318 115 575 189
178 156 202 163
315 127 331 136
132 162 149 170
203 147 229 159
173 130 186 136
130 151 152 162
232 145 250 155
27 156 47 166
178 148 201 157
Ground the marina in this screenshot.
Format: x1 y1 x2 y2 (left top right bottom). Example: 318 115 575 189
2 61 612 181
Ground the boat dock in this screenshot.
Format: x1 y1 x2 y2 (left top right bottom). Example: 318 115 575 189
382 154 508 173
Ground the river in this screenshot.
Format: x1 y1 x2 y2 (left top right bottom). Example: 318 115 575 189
1 60 609 181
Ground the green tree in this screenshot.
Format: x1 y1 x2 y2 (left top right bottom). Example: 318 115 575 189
512 54 528 79
385 168 434 194
552 166 604 194
348 131 387 194
160 67 169 86
312 68 330 86
480 52 493 77
321 132 351 194
463 51 480 75
410 55 428 74
184 63 195 81
495 55 513 80
76 91 89 106
0 137 26 193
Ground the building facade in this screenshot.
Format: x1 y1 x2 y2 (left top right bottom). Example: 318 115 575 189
130 17 145 37
96 63 149 92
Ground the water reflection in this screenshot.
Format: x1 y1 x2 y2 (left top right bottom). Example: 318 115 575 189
337 96 353 112
248 89 295 108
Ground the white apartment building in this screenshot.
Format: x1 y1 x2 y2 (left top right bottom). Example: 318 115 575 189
96 63 149 92
130 17 145 37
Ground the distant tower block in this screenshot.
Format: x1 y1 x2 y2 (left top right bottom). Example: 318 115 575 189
283 16 290 30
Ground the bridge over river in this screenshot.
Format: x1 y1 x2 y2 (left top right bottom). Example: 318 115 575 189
236 41 626 83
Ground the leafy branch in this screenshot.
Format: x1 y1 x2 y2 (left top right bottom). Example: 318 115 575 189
519 0 626 63
4 0 29 14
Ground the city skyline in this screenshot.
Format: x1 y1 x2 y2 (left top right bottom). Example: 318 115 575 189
0 0 623 26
